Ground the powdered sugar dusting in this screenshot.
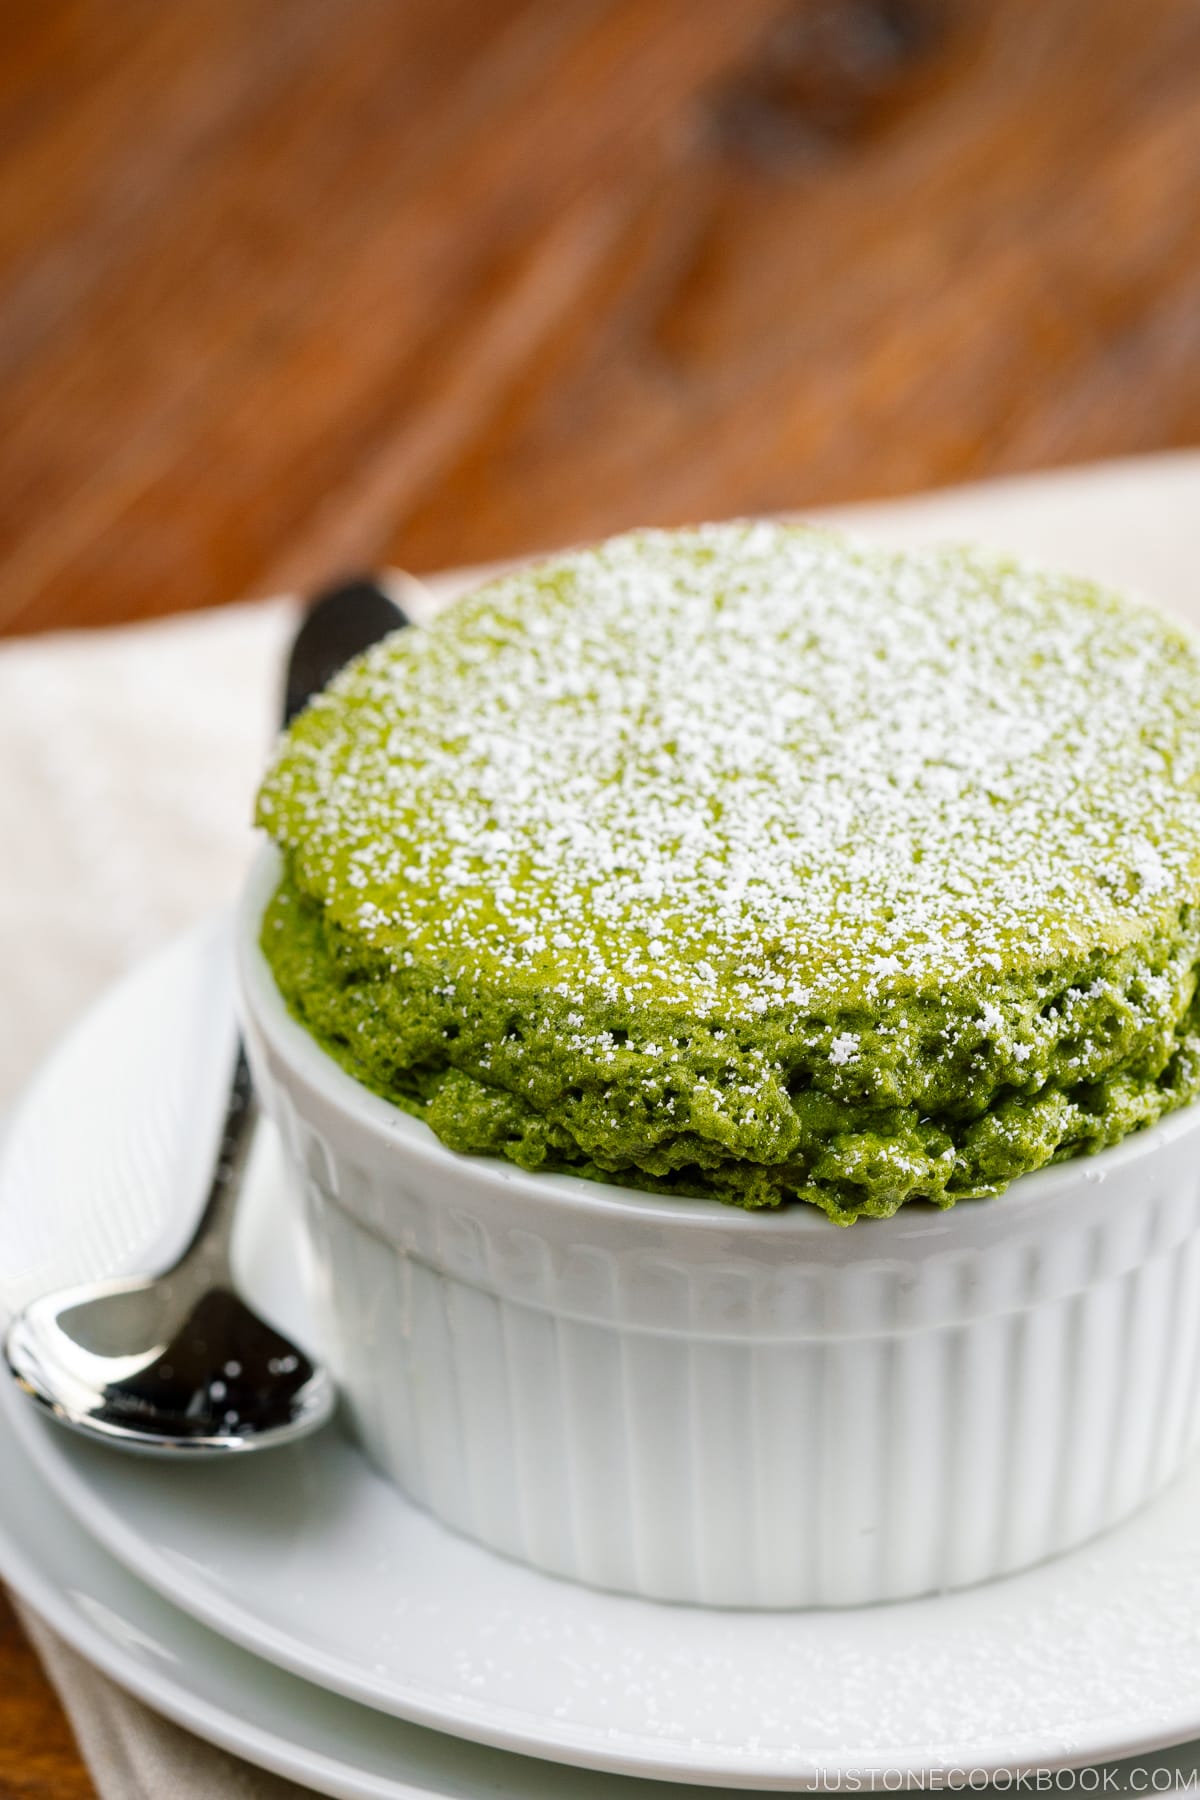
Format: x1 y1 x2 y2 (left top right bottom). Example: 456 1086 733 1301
259 523 1200 1018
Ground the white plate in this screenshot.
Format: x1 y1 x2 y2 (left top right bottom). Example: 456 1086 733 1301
0 1379 745 1800
6 1397 1200 1800
5 924 1200 1788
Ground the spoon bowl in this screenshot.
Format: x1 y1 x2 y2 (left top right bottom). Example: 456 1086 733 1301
6 1277 334 1455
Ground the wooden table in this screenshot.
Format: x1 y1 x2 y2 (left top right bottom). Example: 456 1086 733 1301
3 0 1200 1788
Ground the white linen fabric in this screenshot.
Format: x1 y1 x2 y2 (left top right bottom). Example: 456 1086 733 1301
4 453 1200 1796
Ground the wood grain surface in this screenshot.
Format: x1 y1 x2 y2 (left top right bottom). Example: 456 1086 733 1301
3 0 1200 644
3 0 1200 1792
0 1590 93 1799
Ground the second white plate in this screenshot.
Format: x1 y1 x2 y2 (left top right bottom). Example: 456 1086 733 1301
5 922 1200 1788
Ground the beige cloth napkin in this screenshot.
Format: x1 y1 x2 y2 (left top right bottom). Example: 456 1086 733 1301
5 453 1200 1795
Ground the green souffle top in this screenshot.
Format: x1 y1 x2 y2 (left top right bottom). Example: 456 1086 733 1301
255 523 1200 1222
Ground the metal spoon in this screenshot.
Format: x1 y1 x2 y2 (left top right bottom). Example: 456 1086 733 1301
4 574 417 1455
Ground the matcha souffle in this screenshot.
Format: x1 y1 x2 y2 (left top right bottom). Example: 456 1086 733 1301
255 524 1200 1224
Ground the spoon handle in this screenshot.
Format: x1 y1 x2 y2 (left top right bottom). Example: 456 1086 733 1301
171 578 415 1290
170 1045 259 1283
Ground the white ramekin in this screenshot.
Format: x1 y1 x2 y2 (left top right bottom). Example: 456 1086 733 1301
238 847 1200 1608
